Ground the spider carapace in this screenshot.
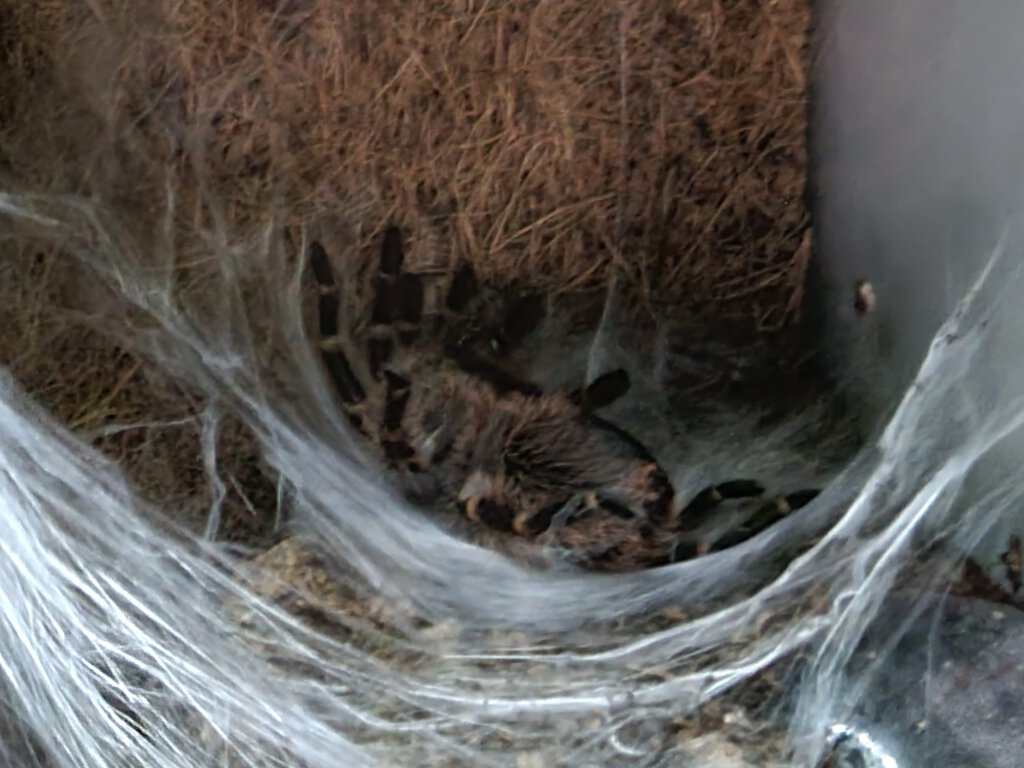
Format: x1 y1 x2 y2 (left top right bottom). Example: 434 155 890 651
307 226 819 572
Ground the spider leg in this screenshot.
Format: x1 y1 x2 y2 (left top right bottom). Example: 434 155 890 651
569 368 631 411
440 260 547 395
495 292 545 353
706 488 821 553
445 261 545 352
447 348 543 395
308 228 426 452
378 368 423 470
668 479 768 560
308 241 366 416
363 225 429 381
370 226 424 332
382 370 411 432
515 496 574 535
463 498 519 533
677 479 766 518
367 228 431 471
379 225 404 277
445 263 478 313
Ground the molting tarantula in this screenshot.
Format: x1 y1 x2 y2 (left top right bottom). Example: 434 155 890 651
307 226 820 572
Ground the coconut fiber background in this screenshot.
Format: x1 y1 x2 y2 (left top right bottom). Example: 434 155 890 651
0 0 812 537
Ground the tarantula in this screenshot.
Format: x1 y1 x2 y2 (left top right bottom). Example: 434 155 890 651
306 225 819 572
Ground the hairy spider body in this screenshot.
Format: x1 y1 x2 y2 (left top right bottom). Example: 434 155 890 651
307 227 818 572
